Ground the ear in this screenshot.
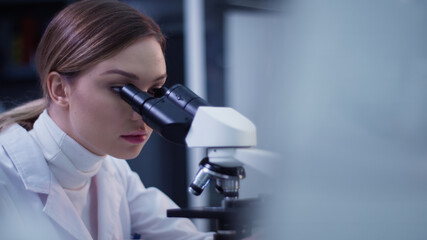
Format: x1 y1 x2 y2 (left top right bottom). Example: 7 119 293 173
46 71 70 108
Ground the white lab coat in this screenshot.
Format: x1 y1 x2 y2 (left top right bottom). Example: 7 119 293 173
0 123 213 240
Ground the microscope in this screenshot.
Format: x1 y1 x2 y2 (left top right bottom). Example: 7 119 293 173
117 84 272 240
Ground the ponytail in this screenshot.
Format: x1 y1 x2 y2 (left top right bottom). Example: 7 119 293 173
0 98 47 132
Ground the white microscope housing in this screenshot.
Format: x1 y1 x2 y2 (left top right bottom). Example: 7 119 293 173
117 83 270 199
186 106 257 198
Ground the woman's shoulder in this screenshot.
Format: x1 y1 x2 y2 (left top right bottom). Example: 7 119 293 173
0 123 26 138
0 123 37 152
0 123 50 193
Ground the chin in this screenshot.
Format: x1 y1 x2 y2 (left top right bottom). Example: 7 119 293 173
111 151 141 160
107 144 145 160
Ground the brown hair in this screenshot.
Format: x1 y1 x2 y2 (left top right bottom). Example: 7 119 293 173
0 0 165 131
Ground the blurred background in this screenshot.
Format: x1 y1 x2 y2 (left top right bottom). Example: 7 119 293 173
1 0 427 239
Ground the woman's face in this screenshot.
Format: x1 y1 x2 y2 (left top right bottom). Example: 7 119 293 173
60 37 166 159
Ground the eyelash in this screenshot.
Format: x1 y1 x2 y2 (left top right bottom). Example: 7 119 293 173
111 86 121 93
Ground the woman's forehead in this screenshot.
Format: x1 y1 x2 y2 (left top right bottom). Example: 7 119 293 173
84 38 166 79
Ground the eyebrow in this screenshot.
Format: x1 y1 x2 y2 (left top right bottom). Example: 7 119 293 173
101 69 167 83
102 69 138 79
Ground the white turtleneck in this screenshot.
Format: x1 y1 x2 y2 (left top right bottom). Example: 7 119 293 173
29 110 105 239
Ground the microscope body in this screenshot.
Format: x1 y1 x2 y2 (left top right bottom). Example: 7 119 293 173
186 106 256 198
118 84 270 240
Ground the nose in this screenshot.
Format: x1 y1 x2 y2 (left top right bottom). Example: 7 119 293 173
131 110 142 121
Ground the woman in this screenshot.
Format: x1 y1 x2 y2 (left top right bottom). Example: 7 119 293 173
0 0 213 239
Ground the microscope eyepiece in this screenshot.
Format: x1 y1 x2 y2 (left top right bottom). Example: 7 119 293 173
116 84 194 144
118 84 153 114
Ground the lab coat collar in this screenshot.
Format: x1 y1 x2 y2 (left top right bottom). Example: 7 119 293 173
0 124 92 239
96 158 125 240
43 144 126 240
1 124 126 240
0 124 50 194
43 176 93 240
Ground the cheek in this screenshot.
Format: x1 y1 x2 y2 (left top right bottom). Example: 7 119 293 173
70 86 128 119
69 91 128 147
71 93 118 125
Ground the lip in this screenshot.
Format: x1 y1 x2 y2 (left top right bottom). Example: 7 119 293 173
121 130 147 144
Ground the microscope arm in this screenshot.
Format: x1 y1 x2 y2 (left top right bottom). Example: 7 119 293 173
117 84 274 239
118 84 265 196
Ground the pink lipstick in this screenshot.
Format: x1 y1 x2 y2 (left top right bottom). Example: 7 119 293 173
121 131 147 144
